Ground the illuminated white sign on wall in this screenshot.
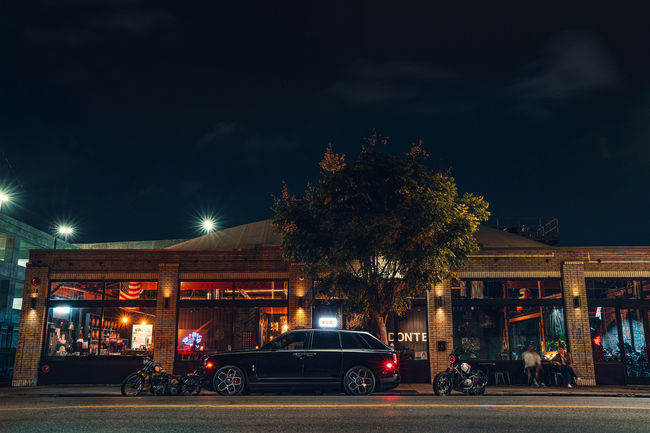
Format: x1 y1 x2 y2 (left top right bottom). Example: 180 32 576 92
318 317 338 328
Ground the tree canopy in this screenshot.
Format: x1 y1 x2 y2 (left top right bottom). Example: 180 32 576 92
272 135 489 342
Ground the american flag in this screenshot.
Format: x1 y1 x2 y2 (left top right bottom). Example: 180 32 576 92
119 282 142 301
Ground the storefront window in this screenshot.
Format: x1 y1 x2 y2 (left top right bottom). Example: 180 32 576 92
49 281 157 301
234 281 288 300
386 307 428 360
620 309 650 377
45 306 156 357
177 306 287 359
49 282 103 301
452 279 562 299
586 279 649 300
180 281 233 300
590 306 621 362
104 281 158 301
453 306 567 361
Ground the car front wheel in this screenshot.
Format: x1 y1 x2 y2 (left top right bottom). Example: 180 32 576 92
213 365 246 396
343 366 376 396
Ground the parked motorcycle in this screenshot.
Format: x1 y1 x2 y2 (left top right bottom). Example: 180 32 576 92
121 357 162 396
121 357 202 396
433 351 487 396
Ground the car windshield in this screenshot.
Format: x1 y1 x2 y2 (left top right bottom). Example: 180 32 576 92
261 331 309 351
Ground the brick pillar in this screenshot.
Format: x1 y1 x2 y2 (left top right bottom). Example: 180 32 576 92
288 264 312 329
561 261 596 386
426 279 454 383
12 266 49 387
154 263 179 372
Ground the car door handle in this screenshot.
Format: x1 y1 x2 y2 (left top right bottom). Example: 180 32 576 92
292 353 304 357
302 353 317 357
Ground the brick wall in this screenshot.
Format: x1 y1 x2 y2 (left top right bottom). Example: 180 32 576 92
12 267 48 387
426 279 453 382
154 263 179 372
561 261 596 386
288 264 312 329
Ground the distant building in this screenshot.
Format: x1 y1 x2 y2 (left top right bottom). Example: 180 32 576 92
0 213 75 383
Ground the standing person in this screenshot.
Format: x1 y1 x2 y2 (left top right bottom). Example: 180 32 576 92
551 344 579 387
523 345 544 387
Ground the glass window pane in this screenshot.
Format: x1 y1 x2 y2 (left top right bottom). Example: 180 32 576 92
180 281 233 300
620 309 650 377
590 306 621 362
340 332 369 349
275 331 309 350
453 306 509 360
177 307 233 359
104 281 157 301
312 331 340 349
359 333 390 350
454 280 562 300
49 282 103 301
46 306 102 356
234 281 287 300
259 307 287 347
101 306 155 356
0 234 13 262
586 279 642 300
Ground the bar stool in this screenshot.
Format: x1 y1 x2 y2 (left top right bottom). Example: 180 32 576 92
494 371 511 385
552 371 564 386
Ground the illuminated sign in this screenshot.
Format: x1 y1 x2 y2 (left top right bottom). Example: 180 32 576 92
318 317 338 328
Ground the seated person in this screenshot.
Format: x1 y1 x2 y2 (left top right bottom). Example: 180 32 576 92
551 344 579 387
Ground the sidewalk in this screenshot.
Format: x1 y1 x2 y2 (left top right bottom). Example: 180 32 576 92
1 383 649 398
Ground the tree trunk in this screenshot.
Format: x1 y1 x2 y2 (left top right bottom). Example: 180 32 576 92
371 310 389 345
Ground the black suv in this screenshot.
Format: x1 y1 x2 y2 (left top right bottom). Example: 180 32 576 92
201 329 400 396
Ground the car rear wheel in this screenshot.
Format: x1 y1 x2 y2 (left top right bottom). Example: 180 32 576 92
213 365 246 396
343 366 376 396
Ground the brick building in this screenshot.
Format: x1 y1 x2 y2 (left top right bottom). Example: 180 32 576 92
12 220 650 386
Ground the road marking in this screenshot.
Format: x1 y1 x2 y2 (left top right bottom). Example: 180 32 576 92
0 403 649 411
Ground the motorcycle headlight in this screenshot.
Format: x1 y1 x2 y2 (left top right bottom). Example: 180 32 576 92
154 365 162 373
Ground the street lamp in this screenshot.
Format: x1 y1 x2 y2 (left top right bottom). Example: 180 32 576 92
54 225 74 249
201 218 215 234
0 191 9 212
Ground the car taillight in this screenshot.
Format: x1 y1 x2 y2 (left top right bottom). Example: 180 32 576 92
392 352 398 364
206 362 213 369
385 362 394 370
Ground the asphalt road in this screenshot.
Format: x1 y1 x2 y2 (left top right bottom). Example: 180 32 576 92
0 395 648 433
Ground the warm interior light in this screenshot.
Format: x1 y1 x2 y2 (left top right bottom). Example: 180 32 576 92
121 316 129 324
141 320 147 325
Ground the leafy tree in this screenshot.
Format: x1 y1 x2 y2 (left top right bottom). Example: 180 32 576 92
272 134 489 343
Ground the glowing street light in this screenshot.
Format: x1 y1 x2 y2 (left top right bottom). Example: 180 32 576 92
0 191 9 212
201 218 215 234
54 225 75 249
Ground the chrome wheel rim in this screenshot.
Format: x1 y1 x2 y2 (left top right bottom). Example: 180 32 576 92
124 375 143 396
436 374 451 394
346 368 373 395
215 368 243 395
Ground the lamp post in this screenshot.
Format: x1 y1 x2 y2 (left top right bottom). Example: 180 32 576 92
54 225 74 249
201 218 215 234
0 191 9 212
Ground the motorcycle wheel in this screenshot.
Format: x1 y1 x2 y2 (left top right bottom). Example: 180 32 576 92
470 370 488 395
180 375 202 396
433 372 452 396
121 373 145 397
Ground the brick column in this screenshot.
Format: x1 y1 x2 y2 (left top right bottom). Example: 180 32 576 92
561 261 596 386
288 264 312 329
12 266 49 387
426 279 454 383
154 263 179 372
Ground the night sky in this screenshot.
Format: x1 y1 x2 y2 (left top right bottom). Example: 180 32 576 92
2 2 650 245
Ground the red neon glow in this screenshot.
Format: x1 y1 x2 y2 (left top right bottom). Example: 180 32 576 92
593 336 601 346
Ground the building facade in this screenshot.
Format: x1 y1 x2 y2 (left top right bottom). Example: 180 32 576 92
12 220 650 386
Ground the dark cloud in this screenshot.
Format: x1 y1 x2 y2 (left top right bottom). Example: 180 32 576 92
197 122 239 147
513 31 619 101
